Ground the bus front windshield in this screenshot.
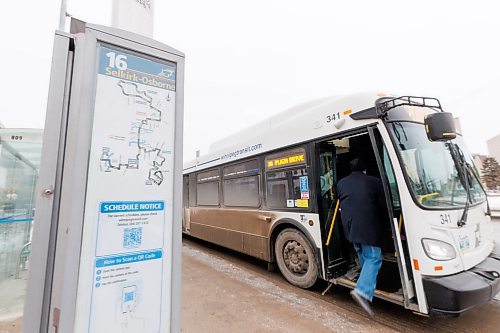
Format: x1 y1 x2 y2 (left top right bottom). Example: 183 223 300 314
389 121 486 208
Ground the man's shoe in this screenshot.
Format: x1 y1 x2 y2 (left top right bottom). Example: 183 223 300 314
350 290 374 316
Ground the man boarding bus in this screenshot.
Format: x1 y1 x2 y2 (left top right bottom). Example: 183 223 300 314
337 157 387 315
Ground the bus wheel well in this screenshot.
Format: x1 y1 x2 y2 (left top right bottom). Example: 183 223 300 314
271 223 319 288
269 220 315 263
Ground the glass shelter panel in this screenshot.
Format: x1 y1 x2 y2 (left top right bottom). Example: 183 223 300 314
0 129 42 329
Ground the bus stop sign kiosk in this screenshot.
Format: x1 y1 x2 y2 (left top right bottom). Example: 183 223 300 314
24 22 184 333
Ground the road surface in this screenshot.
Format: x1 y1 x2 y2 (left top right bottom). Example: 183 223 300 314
183 219 500 333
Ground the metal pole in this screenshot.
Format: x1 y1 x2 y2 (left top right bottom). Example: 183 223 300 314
59 0 67 31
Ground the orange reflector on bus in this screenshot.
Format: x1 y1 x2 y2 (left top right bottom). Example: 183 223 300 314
343 109 352 115
434 266 443 271
413 259 420 270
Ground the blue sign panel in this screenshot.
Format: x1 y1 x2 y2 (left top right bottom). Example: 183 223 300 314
300 176 309 192
98 46 176 91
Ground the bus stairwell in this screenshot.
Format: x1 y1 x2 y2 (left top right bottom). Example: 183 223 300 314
317 142 350 278
317 130 416 309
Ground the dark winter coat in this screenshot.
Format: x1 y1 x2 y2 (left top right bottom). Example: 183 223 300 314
337 171 387 247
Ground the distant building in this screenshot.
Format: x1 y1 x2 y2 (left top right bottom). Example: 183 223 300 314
0 128 43 168
487 134 500 163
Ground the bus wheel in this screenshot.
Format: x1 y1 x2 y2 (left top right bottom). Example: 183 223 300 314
275 228 318 288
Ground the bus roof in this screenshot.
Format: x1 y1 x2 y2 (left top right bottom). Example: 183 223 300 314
183 92 386 173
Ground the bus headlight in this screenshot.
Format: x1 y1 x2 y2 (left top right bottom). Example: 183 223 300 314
422 238 456 261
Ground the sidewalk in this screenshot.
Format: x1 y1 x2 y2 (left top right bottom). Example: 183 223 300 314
0 271 26 333
181 243 394 333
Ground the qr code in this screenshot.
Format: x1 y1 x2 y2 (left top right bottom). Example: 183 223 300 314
124 291 135 302
123 227 142 248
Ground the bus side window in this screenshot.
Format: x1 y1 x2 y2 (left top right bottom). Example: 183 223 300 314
196 168 220 206
266 167 308 209
222 159 261 208
269 183 287 207
264 147 309 209
223 176 260 207
266 171 289 208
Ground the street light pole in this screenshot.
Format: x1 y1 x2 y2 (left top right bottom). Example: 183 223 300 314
59 0 67 31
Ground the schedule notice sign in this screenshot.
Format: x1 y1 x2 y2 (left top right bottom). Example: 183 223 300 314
78 44 177 333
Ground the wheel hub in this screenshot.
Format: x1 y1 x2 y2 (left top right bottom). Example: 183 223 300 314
283 240 309 274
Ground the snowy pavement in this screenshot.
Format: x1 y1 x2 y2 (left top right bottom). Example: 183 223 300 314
182 243 396 333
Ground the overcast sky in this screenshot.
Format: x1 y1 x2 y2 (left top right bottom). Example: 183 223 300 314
1 0 499 160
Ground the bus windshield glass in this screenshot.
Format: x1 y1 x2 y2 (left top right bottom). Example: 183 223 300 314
388 121 486 208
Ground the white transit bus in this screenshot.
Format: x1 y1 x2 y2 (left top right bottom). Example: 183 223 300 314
182 93 500 316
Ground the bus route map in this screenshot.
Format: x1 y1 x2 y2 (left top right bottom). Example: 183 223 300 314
94 46 177 186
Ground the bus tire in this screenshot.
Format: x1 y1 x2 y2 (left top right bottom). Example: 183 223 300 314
275 228 318 289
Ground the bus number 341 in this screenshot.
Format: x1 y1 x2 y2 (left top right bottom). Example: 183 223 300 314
326 112 341 123
440 213 452 225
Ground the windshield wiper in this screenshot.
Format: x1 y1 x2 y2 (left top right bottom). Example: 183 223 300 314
462 154 491 216
446 142 471 227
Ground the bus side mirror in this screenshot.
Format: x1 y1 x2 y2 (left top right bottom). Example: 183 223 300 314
424 112 457 142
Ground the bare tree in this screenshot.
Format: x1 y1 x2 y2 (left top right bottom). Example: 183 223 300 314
481 157 500 190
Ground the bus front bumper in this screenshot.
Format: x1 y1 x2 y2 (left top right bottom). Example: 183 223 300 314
422 252 500 317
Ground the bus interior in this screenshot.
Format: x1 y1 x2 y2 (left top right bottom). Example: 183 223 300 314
317 130 410 303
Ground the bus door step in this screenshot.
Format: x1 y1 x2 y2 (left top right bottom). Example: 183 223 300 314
329 277 405 306
342 266 361 281
326 260 349 277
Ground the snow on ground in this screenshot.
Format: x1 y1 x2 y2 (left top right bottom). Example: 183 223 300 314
183 244 388 333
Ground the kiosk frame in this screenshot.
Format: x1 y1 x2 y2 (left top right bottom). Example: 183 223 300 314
24 22 184 333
